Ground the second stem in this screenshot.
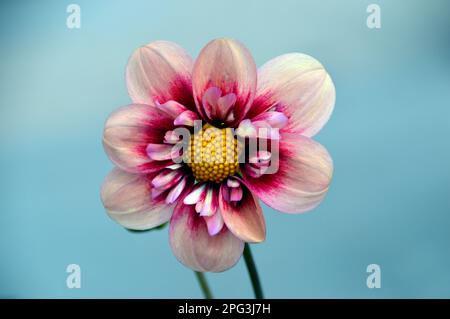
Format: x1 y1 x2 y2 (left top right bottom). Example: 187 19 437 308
243 243 264 299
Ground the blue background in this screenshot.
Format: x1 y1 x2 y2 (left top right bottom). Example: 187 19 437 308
1 0 450 298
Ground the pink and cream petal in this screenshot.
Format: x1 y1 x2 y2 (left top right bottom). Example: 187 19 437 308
195 201 204 214
199 186 218 217
241 133 333 214
174 110 200 126
204 211 225 236
236 119 280 140
146 143 181 162
102 104 174 173
250 53 335 137
100 168 173 230
201 87 222 120
252 111 289 129
192 38 257 125
151 169 183 189
229 186 243 202
156 100 188 119
235 119 257 138
183 183 207 205
226 178 240 188
217 92 237 120
219 184 266 243
164 131 181 144
166 176 188 204
126 41 195 108
169 201 244 272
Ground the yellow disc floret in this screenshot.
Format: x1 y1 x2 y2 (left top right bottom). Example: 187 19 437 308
185 124 240 183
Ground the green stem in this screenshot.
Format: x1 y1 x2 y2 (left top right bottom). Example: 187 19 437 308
194 271 213 299
243 243 264 299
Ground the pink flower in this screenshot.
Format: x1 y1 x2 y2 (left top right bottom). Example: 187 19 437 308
101 38 335 272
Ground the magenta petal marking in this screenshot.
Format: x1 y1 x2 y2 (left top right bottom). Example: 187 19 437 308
204 211 224 236
230 185 243 202
252 111 288 129
174 110 199 126
183 183 207 205
166 176 187 204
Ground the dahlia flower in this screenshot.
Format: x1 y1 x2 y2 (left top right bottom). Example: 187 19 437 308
101 38 335 272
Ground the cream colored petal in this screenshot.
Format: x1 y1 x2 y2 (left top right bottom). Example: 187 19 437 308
251 53 335 137
101 168 173 230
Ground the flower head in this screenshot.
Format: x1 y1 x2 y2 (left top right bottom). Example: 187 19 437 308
101 38 335 272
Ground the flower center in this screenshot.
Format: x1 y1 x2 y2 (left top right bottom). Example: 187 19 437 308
185 124 240 183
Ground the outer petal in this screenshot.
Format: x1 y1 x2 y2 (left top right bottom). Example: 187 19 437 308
249 53 335 137
102 104 174 173
169 200 244 272
126 41 195 109
100 168 173 230
192 38 257 125
219 184 266 243
241 133 333 214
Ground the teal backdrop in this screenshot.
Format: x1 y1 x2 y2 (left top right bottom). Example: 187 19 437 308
1 0 450 298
